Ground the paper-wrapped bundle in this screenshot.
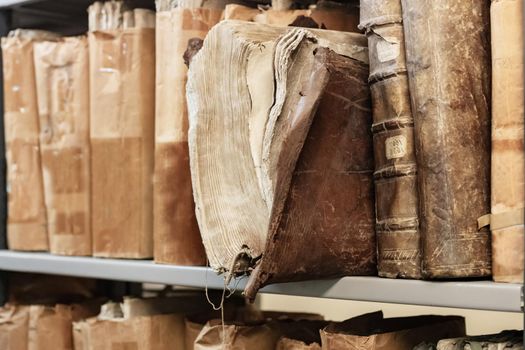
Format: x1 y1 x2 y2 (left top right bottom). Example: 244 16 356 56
0 305 29 350
224 2 360 32
153 1 223 266
321 311 466 350
401 0 492 278
88 5 156 258
1 30 57 251
194 315 326 350
489 0 524 283
33 36 91 256
28 302 102 350
188 20 375 299
437 331 523 350
74 296 211 350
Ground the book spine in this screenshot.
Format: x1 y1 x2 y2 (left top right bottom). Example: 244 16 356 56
360 0 422 279
402 0 491 277
490 0 524 283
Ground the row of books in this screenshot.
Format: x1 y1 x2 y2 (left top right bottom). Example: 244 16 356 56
2 0 523 300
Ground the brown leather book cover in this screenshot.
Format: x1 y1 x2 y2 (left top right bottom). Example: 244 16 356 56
490 0 524 283
245 47 376 299
360 0 422 279
402 0 491 278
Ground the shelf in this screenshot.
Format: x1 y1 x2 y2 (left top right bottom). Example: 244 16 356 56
0 250 521 313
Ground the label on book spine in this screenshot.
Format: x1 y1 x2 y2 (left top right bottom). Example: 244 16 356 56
376 36 400 62
385 135 407 159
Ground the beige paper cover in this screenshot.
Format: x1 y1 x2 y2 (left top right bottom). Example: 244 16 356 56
2 36 48 251
89 28 155 258
0 305 29 350
28 302 101 350
154 8 222 265
490 0 525 283
33 36 91 256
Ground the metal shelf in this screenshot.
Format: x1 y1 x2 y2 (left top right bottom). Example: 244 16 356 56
0 250 520 313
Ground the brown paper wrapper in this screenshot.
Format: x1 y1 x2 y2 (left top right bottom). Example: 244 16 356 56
490 0 525 283
33 36 91 256
89 28 155 258
28 302 102 350
73 296 213 350
0 305 29 350
321 312 466 350
224 4 359 32
2 36 48 251
154 8 222 265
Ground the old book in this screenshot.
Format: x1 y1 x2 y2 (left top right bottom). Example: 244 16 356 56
1 30 57 251
224 2 360 32
89 19 155 258
0 305 29 350
401 0 492 278
154 3 222 266
489 0 524 283
188 20 374 299
33 36 91 256
359 0 421 279
321 312 466 350
437 331 523 350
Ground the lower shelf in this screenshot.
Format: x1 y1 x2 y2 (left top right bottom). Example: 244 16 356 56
0 250 521 312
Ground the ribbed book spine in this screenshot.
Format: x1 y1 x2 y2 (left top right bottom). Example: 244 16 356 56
359 0 421 278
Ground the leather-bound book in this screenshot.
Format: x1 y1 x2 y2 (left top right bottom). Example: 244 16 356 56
402 0 491 277
360 0 421 279
489 0 524 283
188 21 375 299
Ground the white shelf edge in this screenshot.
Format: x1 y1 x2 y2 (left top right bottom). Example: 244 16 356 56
0 251 521 313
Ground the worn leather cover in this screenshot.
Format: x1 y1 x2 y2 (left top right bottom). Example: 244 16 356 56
33 37 92 256
89 28 155 258
2 35 49 251
361 0 421 279
321 313 466 350
402 0 492 278
244 47 376 299
154 8 222 266
490 0 524 283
